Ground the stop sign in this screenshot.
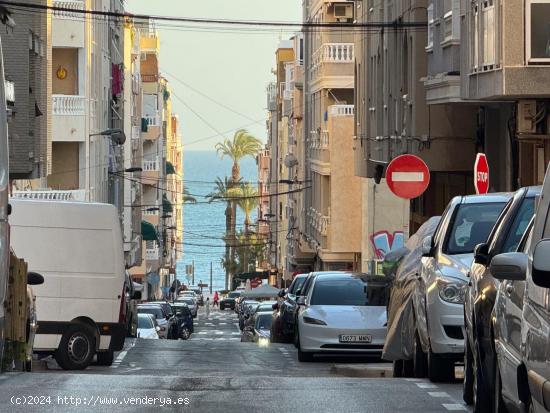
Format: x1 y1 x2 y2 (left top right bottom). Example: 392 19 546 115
474 153 489 194
386 154 430 199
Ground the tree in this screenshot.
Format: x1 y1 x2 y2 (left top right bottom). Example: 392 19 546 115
215 130 263 286
206 177 238 290
230 182 259 273
183 188 197 204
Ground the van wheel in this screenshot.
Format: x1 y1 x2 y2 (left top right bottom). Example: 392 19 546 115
403 359 414 377
55 324 96 370
96 350 114 366
393 360 404 377
428 346 455 383
413 331 428 378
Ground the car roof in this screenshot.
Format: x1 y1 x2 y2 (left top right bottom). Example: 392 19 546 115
459 193 513 204
138 303 163 307
525 186 542 197
312 272 390 283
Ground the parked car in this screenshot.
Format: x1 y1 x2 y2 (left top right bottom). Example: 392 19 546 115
219 291 240 311
294 272 390 362
239 300 260 330
137 304 177 339
175 297 198 318
274 274 308 342
124 271 140 337
170 302 194 339
464 186 538 410
253 301 277 314
10 199 129 370
189 288 204 306
137 313 160 339
413 193 510 382
488 165 550 413
382 217 441 378
241 311 273 345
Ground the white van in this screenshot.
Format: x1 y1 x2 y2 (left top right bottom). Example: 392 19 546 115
9 199 128 370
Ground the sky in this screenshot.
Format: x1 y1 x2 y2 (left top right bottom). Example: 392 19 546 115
130 0 302 151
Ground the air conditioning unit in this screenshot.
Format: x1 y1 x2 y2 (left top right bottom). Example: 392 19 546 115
517 100 537 134
334 3 354 20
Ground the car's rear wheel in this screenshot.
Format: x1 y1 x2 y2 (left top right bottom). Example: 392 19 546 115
464 337 475 405
55 323 96 370
413 330 428 378
181 328 190 340
427 346 455 383
403 359 414 377
296 329 314 362
96 350 114 366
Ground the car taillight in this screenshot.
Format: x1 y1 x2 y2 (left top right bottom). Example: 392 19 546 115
118 285 126 323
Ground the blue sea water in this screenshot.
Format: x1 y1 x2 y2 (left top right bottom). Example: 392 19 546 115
176 150 257 292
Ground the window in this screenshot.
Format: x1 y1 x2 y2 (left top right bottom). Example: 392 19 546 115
255 314 273 330
289 276 306 294
138 315 154 329
427 4 434 50
502 198 535 253
445 203 506 255
310 276 389 306
527 0 550 62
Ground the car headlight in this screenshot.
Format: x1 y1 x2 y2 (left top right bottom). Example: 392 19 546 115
258 337 270 347
303 316 327 326
437 278 467 304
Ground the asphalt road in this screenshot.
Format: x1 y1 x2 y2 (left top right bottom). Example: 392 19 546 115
0 307 470 412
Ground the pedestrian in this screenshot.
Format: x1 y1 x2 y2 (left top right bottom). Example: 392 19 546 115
205 297 210 319
213 291 219 308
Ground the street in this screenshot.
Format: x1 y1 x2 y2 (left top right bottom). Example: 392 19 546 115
0 307 469 412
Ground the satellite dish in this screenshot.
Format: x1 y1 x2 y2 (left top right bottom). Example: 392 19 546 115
284 153 298 168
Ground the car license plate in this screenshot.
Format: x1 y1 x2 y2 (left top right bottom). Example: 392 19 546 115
339 334 372 343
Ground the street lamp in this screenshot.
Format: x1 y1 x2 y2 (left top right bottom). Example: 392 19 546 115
89 128 126 145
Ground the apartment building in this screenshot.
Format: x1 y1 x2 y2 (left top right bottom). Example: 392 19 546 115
3 0 50 181
302 0 361 272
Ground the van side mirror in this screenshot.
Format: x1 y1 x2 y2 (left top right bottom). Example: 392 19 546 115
489 252 527 281
132 291 142 300
533 239 550 288
421 236 433 257
474 243 489 265
27 272 44 286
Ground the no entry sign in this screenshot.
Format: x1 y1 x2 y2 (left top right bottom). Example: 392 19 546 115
474 153 489 194
386 155 430 199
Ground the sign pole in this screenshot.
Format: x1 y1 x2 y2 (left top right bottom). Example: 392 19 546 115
209 262 213 295
191 259 194 286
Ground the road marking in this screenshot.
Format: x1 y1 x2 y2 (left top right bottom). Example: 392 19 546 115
110 339 136 368
442 404 467 411
404 378 421 382
428 392 450 398
415 383 438 389
231 332 241 335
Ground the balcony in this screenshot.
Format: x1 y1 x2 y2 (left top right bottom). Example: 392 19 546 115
139 29 160 53
143 157 160 172
12 189 86 201
52 0 85 47
329 104 354 116
310 43 354 91
52 95 86 142
145 246 159 261
142 156 160 186
308 207 330 247
266 82 277 111
142 113 161 140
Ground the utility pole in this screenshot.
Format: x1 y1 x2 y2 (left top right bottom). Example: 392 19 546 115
209 261 213 294
191 259 195 286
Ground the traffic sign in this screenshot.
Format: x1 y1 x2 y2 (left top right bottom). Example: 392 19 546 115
386 154 430 199
198 283 208 288
474 153 489 194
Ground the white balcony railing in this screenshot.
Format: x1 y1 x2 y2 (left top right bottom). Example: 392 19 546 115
320 130 329 149
309 130 320 149
53 0 85 18
53 95 86 116
329 104 355 116
320 215 330 236
145 247 159 261
144 114 160 127
12 189 86 201
143 157 160 172
143 208 159 216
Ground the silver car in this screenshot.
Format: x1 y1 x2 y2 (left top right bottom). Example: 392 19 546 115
175 297 198 318
413 194 509 382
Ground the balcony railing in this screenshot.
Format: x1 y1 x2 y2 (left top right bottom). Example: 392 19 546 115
144 114 160 127
329 104 355 116
12 189 86 201
143 157 160 172
320 130 329 148
52 0 85 18
52 95 86 116
320 215 330 236
309 130 320 149
145 247 159 261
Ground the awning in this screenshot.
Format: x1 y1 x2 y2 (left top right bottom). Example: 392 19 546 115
141 220 158 241
147 271 160 286
166 161 176 175
162 194 173 213
233 271 270 280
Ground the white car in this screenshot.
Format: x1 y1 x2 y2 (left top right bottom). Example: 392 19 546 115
294 272 390 362
413 194 509 382
137 313 160 339
175 297 198 318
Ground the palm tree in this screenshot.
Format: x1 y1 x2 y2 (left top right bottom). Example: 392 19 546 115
206 177 237 290
183 188 197 204
215 130 263 280
230 182 259 273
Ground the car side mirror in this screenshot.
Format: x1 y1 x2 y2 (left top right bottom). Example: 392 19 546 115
474 243 489 266
27 272 44 286
296 296 306 306
132 291 142 300
533 239 550 288
278 289 285 298
421 236 433 257
489 252 528 281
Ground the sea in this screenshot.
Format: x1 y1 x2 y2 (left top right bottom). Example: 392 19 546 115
176 150 258 293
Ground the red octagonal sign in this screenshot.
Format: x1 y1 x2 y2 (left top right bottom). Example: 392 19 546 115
474 153 489 194
386 155 430 199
